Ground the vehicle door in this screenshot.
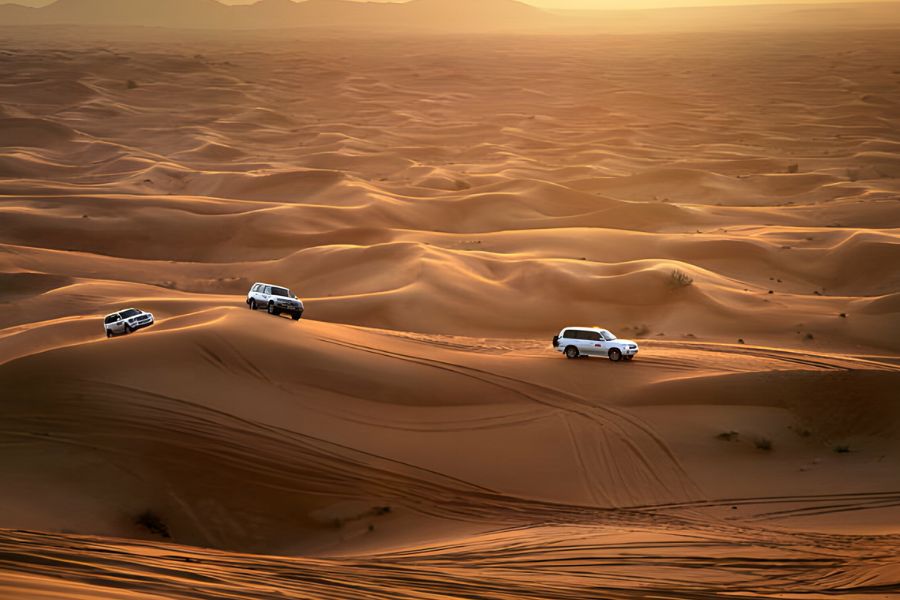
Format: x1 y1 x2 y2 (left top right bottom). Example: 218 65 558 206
584 330 605 355
570 330 592 355
109 314 125 334
258 285 272 308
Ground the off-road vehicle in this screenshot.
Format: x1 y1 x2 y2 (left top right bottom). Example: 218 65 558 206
552 327 639 361
103 308 154 338
247 283 304 321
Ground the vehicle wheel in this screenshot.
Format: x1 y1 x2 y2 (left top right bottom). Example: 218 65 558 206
267 302 275 315
565 346 579 359
292 313 301 321
125 324 133 334
249 299 257 310
609 348 622 362
106 330 112 338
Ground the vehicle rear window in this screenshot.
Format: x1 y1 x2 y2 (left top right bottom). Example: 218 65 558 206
104 315 118 324
120 309 140 318
561 330 576 339
271 287 290 297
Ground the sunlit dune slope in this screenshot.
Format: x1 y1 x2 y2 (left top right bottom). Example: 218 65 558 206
1 31 899 351
0 309 898 596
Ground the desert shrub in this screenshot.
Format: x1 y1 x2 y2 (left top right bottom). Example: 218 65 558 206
787 164 799 173
126 79 139 89
135 510 170 538
834 444 851 454
753 437 773 451
789 425 812 438
670 269 693 288
630 324 651 337
716 431 739 442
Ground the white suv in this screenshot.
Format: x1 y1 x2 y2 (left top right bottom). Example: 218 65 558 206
104 308 154 338
552 327 639 361
247 283 304 321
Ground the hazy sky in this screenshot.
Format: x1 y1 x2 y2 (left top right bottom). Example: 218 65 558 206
14 0 896 8
526 0 892 6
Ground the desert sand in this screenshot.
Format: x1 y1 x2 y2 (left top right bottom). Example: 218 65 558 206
1 10 899 599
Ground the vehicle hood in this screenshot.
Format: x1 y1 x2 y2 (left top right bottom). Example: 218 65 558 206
272 294 303 305
614 338 638 346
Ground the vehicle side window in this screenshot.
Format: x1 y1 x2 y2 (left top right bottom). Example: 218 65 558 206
586 332 602 341
252 284 260 292
574 331 589 340
104 315 115 324
562 329 575 339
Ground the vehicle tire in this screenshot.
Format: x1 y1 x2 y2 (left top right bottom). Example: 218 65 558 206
565 346 579 359
106 330 112 338
249 299 257 310
267 302 275 315
292 313 301 321
609 348 622 362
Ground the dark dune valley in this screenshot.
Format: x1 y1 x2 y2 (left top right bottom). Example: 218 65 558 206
0 0 899 598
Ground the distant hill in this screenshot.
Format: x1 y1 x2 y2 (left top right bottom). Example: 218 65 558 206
0 0 560 31
1 0 898 32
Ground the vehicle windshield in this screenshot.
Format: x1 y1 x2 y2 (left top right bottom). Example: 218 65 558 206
601 331 617 341
271 287 291 297
120 309 141 318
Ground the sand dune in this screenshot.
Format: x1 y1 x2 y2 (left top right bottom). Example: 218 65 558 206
1 19 899 600
0 313 898 595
